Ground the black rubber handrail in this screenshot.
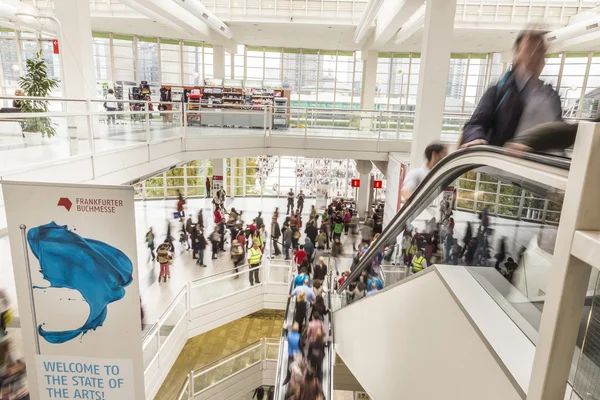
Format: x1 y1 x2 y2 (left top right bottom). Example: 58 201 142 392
337 146 571 293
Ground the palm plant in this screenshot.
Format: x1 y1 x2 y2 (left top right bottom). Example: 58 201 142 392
18 50 59 138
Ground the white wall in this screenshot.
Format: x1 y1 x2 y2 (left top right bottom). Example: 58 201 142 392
333 270 523 400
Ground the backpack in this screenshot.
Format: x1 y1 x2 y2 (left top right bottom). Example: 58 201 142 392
156 246 170 264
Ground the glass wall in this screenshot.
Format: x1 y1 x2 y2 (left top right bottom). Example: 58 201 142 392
134 160 213 199
376 52 496 113
135 157 373 200
0 30 62 98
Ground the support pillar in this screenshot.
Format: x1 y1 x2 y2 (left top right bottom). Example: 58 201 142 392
360 51 378 131
410 0 457 168
54 0 97 155
213 45 225 79
355 160 372 219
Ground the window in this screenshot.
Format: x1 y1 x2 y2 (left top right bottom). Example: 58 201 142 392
246 47 264 80
160 40 181 85
92 36 112 82
137 38 159 87
0 31 19 97
112 36 135 82
560 53 588 115
299 51 319 105
182 42 203 85
265 48 282 80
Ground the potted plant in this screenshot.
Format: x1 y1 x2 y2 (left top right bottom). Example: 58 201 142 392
18 49 58 145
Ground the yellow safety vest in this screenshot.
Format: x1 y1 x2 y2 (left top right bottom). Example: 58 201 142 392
413 256 425 272
249 247 262 265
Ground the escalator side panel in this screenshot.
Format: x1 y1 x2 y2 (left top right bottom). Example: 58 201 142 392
333 269 524 400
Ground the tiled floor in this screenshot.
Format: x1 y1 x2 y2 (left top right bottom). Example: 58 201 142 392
155 309 284 400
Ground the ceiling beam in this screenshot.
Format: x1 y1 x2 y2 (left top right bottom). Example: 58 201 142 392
172 0 233 40
116 0 189 36
373 0 424 47
132 0 212 40
354 0 385 44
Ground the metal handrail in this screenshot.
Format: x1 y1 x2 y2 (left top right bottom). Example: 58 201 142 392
176 376 190 400
142 286 187 342
191 341 263 377
189 263 250 285
273 267 295 400
337 146 571 293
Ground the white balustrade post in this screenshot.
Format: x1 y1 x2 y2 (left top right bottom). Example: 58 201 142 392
85 100 96 179
187 281 192 323
528 122 600 400
182 102 188 151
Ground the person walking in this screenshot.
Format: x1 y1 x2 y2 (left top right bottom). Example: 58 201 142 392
145 228 155 262
231 239 245 278
195 228 207 267
294 245 307 270
283 226 292 260
210 228 220 260
104 88 117 125
271 216 282 256
297 190 305 214
286 188 295 215
176 191 185 222
156 239 172 283
248 242 262 286
304 220 318 245
460 30 562 149
411 249 427 274
205 177 211 198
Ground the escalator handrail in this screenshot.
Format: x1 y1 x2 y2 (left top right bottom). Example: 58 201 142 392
337 146 570 293
327 272 334 399
273 269 295 399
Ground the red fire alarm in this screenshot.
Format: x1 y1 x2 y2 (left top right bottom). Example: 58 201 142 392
351 179 360 188
52 39 59 54
373 180 383 189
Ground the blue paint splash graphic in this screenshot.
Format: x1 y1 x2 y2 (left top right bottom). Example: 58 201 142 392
27 222 133 344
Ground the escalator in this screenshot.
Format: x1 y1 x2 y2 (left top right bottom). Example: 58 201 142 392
273 268 334 399
330 147 591 400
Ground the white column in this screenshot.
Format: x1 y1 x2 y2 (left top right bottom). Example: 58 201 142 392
213 45 226 79
528 123 600 400
360 50 378 131
355 160 372 219
410 0 457 168
54 0 96 98
54 0 97 156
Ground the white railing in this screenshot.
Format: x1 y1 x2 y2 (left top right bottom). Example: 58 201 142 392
141 257 293 399
0 94 467 180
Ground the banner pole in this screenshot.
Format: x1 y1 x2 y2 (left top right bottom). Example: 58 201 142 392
20 224 41 355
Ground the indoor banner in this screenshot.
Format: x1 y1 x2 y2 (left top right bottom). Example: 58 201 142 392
315 184 329 211
2 181 145 400
212 175 224 192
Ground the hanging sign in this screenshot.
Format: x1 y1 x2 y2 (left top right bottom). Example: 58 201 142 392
351 179 360 188
373 180 383 189
52 39 59 54
212 175 224 191
2 181 145 400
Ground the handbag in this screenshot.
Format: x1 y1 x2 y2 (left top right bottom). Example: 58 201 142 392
293 230 301 239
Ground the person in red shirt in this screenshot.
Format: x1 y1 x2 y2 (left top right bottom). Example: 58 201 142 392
213 208 222 224
294 245 307 267
237 231 246 248
245 223 257 250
